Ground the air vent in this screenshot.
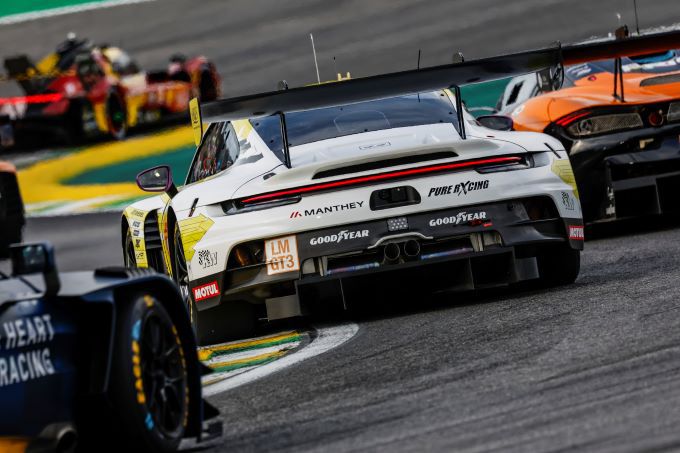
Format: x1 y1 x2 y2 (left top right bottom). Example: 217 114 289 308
313 151 457 180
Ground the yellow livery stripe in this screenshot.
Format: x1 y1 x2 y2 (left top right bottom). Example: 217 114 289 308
178 214 214 261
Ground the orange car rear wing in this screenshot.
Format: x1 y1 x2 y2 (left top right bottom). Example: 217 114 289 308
561 29 680 66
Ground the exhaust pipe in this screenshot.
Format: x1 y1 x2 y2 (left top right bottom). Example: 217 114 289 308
383 242 401 263
403 239 421 260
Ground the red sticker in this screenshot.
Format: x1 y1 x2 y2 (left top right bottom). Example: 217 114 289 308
569 226 584 240
193 281 220 301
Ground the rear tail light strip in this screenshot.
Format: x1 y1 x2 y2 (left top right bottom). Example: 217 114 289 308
0 93 64 105
555 111 590 127
239 156 522 205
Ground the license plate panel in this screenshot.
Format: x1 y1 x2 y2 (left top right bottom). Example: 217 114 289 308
264 235 300 275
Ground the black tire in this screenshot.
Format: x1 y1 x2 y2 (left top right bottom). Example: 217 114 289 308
171 223 191 307
0 172 24 259
108 293 188 452
123 228 137 268
106 92 127 140
171 222 201 336
172 222 255 345
196 301 256 346
198 69 218 102
536 245 580 287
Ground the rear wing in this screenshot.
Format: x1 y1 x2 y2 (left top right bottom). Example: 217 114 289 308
3 55 43 94
201 46 560 123
201 46 560 167
560 28 680 66
559 27 680 101
199 28 680 168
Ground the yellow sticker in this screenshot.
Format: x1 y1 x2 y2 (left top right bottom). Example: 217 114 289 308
189 98 203 146
178 214 214 262
123 207 150 268
551 159 579 198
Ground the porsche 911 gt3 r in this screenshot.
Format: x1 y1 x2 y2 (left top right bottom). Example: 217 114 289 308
122 48 584 344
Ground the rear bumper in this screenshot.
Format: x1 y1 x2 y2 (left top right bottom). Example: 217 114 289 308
569 124 680 222
195 197 583 313
297 246 537 310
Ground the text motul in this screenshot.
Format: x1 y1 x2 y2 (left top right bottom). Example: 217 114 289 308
569 226 585 240
193 281 219 301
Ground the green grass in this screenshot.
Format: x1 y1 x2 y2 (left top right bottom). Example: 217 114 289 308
0 0 115 17
460 78 510 116
63 145 194 186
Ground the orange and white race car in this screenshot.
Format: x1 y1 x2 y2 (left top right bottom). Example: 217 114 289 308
494 28 680 223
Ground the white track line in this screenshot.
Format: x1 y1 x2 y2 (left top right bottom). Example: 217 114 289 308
0 0 158 25
204 322 359 396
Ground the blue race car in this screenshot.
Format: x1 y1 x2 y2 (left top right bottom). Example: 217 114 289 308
0 242 220 452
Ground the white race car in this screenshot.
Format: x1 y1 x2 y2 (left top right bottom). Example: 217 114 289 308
122 47 584 344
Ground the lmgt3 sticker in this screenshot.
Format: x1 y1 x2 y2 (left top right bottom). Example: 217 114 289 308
265 235 300 275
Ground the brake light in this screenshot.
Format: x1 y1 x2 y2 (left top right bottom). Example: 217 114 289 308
555 110 590 127
0 93 64 105
239 156 522 204
648 109 664 127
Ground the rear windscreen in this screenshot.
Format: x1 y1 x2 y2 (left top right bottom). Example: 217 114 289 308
250 91 459 160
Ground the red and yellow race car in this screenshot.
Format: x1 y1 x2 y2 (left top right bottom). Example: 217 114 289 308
493 28 680 223
0 33 221 148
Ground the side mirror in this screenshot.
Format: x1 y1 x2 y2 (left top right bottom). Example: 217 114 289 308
477 115 514 131
136 165 177 197
10 242 60 296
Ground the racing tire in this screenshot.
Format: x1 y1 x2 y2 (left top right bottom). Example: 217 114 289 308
172 223 192 308
124 228 137 268
536 245 580 287
106 91 128 140
66 99 96 144
171 222 255 345
0 172 24 259
108 293 188 452
171 222 201 337
198 69 218 102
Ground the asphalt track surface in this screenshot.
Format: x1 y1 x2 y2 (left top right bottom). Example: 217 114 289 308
4 0 680 451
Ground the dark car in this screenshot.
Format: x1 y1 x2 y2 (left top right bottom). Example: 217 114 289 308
0 243 220 452
0 160 24 258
